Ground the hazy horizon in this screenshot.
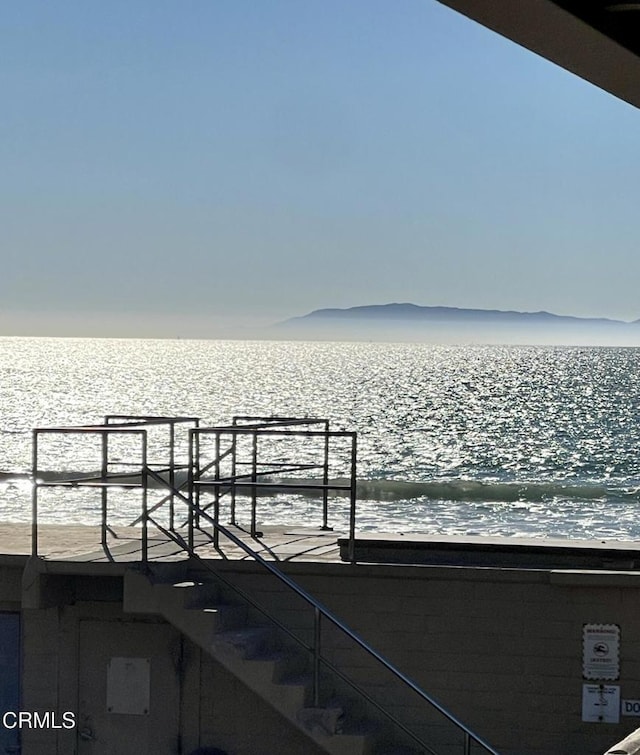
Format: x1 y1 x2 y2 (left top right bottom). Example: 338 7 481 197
2 1 639 339
3 300 640 347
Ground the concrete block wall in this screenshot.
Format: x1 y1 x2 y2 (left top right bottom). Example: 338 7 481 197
301 565 640 755
9 556 640 755
12 578 332 755
21 606 62 754
206 561 640 755
198 651 327 755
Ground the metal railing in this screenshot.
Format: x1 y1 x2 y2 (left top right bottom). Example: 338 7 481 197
188 421 357 559
189 416 332 529
105 415 199 531
142 480 500 755
231 416 332 529
31 415 198 559
30 414 355 557
29 413 501 754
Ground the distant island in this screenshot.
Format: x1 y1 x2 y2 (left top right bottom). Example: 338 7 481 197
272 303 640 345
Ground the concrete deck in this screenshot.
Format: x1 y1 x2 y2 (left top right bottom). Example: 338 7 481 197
0 522 345 565
4 521 640 574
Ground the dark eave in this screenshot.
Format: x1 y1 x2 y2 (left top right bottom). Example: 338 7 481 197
437 0 640 109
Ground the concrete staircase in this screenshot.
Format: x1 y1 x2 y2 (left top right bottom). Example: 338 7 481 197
123 563 384 755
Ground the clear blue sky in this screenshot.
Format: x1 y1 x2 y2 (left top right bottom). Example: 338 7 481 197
2 0 639 337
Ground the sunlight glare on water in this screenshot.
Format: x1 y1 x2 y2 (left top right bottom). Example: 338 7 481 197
2 337 640 539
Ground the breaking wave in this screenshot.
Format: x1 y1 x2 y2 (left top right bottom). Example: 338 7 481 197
4 471 639 506
274 477 638 504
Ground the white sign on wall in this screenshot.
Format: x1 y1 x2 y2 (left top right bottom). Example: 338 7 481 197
106 657 150 715
582 684 620 724
583 624 620 681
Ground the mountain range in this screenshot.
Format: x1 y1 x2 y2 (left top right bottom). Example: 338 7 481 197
274 303 640 345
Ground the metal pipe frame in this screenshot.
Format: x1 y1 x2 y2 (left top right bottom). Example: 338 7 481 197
31 425 148 558
31 430 38 557
32 417 200 558
349 433 357 564
195 427 354 438
313 606 321 707
322 419 330 530
169 422 176 531
144 502 500 755
250 432 258 537
213 433 221 549
101 431 108 549
104 414 200 425
190 426 356 538
30 414 497 753
232 415 329 428
188 429 195 551
105 415 199 530
230 431 237 525
141 432 148 562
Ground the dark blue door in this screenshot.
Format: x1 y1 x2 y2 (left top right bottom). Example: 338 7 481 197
0 613 20 754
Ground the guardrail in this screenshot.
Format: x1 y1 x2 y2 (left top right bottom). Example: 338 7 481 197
188 423 357 560
29 412 501 755
144 477 501 755
30 414 355 558
31 415 199 559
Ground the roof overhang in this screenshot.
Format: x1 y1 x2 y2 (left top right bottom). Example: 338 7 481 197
437 0 640 109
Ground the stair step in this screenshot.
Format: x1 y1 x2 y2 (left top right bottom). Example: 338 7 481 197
248 649 311 688
124 567 433 755
296 707 373 755
153 582 202 612
175 581 219 607
145 561 189 584
297 706 344 736
325 733 373 755
211 626 273 659
198 603 247 631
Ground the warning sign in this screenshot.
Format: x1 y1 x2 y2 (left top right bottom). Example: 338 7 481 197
582 684 620 723
583 624 620 681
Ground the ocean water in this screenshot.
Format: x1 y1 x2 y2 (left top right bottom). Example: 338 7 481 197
2 336 640 540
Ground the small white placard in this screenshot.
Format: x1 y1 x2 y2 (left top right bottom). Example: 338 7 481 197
622 700 640 717
106 657 150 715
583 624 620 680
582 684 620 723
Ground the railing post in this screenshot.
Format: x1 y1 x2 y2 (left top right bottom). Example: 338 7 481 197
31 430 38 558
250 430 258 538
169 421 176 531
141 431 148 563
101 430 108 549
194 430 201 530
464 731 471 755
188 429 195 551
214 432 220 548
349 433 357 564
194 418 201 534
230 429 237 525
313 606 321 707
321 420 331 531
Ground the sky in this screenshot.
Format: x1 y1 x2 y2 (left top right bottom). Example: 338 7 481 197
1 0 639 338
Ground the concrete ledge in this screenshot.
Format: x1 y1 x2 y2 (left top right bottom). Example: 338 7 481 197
338 534 640 570
550 570 640 587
